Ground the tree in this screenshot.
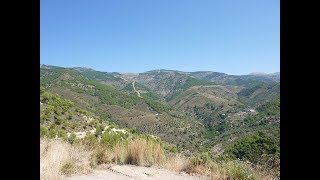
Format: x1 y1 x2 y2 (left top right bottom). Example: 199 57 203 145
224 131 280 163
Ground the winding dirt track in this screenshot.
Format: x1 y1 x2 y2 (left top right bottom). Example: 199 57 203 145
132 81 142 98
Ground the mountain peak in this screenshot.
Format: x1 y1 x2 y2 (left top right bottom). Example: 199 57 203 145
249 72 268 75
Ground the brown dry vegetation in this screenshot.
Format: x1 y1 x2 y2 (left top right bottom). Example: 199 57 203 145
40 138 92 180
41 137 277 180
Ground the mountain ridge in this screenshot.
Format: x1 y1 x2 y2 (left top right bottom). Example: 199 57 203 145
40 64 279 152
40 64 279 77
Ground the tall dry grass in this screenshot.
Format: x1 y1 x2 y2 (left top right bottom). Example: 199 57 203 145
189 160 277 180
84 138 165 167
125 138 165 166
41 137 277 180
164 154 191 172
40 138 92 180
164 155 278 180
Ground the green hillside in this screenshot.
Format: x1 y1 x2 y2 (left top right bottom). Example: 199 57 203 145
40 65 280 169
40 67 207 152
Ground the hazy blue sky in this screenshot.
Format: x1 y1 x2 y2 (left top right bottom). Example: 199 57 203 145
41 0 279 75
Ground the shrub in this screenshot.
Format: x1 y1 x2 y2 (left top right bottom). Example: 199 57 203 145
92 146 113 165
82 132 99 148
48 129 57 138
224 131 280 164
57 130 68 140
70 122 77 129
54 108 62 116
49 123 56 130
55 116 64 125
40 86 45 94
40 126 48 137
95 124 104 136
67 114 73 120
191 152 212 166
40 115 46 124
68 133 77 144
100 133 121 147
221 160 256 180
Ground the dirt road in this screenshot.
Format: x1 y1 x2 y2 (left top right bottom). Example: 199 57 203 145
65 165 205 180
132 81 142 98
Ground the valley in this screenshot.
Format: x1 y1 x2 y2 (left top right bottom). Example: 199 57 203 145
40 65 280 179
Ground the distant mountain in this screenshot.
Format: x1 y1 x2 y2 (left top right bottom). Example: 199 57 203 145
249 72 279 75
237 82 280 107
249 72 268 75
71 67 96 72
135 70 214 98
191 72 279 86
40 65 280 154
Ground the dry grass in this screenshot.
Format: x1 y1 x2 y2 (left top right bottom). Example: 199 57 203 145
114 142 128 164
40 138 277 180
189 160 277 180
88 138 165 167
163 155 278 180
91 146 113 166
164 154 191 172
126 138 165 166
40 138 92 180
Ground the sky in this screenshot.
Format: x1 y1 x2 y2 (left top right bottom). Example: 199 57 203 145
41 0 279 75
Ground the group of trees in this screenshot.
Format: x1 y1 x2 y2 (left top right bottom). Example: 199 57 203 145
224 131 280 164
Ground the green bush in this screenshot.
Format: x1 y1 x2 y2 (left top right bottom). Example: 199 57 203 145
83 131 99 147
101 133 121 147
40 115 46 124
55 116 64 125
48 129 57 138
57 130 68 140
95 124 104 136
54 107 62 116
191 152 212 165
49 123 56 130
164 145 177 153
224 131 280 163
70 122 77 129
40 126 48 137
67 113 73 120
40 86 45 94
131 127 137 134
68 132 77 144
222 160 255 180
